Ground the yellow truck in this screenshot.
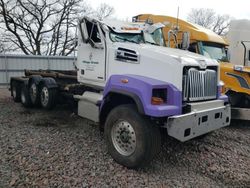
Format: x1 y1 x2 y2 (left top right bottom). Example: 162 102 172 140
133 14 250 112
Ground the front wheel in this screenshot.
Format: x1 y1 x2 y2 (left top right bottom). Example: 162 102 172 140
104 104 161 169
227 91 250 108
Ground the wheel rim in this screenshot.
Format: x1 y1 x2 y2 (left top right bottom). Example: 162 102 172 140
30 83 37 103
41 87 49 107
111 120 136 156
12 86 16 99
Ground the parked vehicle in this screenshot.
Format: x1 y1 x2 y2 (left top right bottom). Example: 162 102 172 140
133 14 250 110
133 14 250 123
10 16 231 168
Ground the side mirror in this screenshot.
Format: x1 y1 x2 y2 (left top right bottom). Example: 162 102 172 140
225 48 230 61
80 19 89 43
182 32 190 50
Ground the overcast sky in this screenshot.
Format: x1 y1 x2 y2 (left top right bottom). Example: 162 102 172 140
89 0 250 21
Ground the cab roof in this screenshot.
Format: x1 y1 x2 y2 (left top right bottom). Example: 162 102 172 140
81 16 145 34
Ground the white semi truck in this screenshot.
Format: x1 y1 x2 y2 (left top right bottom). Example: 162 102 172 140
10 17 231 168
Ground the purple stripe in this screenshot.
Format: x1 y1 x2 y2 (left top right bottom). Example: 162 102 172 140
218 95 229 103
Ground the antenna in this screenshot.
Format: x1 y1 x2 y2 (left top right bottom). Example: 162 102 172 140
176 6 179 30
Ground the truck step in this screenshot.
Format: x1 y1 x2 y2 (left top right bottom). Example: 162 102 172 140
74 92 103 123
74 91 103 104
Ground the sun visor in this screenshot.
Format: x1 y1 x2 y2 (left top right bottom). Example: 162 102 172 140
103 19 144 33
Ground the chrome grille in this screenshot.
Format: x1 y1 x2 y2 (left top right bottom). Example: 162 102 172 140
183 68 217 101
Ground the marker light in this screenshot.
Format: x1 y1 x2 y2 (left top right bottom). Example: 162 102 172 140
151 97 164 105
121 79 129 83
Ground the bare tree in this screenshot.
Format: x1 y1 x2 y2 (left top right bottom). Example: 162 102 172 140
94 3 114 21
212 14 231 35
187 8 231 35
0 41 4 53
0 0 92 55
0 0 115 55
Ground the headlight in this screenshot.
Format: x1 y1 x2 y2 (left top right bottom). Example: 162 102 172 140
218 80 225 94
219 80 225 87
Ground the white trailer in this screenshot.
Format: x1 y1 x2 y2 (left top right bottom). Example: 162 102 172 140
228 19 250 66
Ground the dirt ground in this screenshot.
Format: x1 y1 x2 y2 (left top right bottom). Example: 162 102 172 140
0 88 249 187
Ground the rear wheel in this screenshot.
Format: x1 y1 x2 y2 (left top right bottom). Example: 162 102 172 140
104 104 161 169
29 80 40 106
40 83 57 109
21 84 32 108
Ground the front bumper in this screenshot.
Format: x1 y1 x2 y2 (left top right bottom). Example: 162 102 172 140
165 101 231 142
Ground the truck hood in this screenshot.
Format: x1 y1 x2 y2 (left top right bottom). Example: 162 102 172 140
220 62 250 74
109 42 220 91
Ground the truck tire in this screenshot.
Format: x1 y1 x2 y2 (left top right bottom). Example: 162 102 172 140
29 79 40 106
39 83 57 110
20 84 32 108
227 91 242 107
11 81 21 102
104 104 161 168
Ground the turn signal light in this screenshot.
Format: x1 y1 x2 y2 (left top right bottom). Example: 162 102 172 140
121 79 129 83
151 97 164 105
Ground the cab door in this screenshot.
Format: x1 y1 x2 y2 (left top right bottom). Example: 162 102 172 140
77 18 106 84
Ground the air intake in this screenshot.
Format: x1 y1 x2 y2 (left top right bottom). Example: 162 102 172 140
115 48 139 63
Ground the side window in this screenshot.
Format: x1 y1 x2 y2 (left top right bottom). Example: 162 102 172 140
86 20 102 44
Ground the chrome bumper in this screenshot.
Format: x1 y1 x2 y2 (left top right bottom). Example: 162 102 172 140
165 101 231 142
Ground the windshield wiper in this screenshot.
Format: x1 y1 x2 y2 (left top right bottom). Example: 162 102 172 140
218 56 229 62
115 36 139 44
145 41 158 46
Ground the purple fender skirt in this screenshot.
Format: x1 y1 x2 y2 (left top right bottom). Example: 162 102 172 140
102 74 182 117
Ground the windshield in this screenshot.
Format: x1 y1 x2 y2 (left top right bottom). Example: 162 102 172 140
110 32 144 44
201 42 228 62
109 28 165 46
144 28 165 46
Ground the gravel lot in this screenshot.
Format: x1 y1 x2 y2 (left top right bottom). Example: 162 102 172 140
0 88 249 187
